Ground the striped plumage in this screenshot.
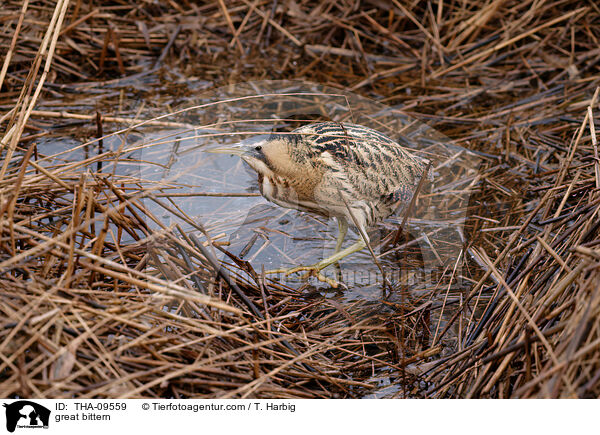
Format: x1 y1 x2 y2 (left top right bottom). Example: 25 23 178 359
207 121 430 284
267 122 429 229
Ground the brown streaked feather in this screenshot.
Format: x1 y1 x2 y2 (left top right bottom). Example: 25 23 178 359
253 122 430 227
294 123 429 222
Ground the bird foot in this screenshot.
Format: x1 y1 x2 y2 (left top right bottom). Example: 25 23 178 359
265 265 341 288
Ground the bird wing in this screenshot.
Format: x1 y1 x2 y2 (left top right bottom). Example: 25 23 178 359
308 123 430 204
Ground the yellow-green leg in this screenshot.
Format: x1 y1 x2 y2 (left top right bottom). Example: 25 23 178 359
267 238 366 287
267 218 367 287
309 237 367 271
334 217 348 254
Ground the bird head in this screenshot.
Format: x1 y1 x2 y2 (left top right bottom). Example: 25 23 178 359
205 135 270 173
205 134 302 177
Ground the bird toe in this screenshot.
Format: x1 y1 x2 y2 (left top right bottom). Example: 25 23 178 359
301 270 341 288
265 264 342 288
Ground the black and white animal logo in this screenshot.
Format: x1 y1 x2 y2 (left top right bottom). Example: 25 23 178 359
3 401 50 433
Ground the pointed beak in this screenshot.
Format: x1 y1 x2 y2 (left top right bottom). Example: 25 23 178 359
204 142 252 157
204 137 267 160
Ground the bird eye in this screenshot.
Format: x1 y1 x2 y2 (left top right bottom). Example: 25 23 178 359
255 145 262 151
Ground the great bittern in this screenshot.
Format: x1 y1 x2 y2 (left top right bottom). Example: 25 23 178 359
207 122 430 284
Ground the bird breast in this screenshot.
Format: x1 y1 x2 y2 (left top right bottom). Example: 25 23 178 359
256 171 327 216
